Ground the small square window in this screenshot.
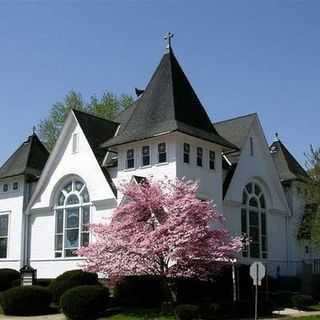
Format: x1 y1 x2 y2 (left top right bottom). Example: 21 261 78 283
126 149 134 169
2 184 8 192
13 182 18 190
197 147 203 167
158 143 167 163
142 146 150 166
184 143 190 164
209 151 215 170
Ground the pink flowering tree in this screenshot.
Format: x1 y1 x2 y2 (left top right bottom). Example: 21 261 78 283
78 178 241 299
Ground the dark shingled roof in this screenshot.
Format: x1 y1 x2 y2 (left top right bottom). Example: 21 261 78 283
270 139 309 182
73 109 119 164
73 109 119 197
0 134 49 180
101 50 236 151
215 113 257 149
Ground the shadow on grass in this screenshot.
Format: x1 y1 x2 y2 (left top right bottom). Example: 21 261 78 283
102 308 175 320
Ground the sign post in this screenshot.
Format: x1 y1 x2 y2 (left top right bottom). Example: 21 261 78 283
250 262 266 320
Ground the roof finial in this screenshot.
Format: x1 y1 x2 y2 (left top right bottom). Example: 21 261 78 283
274 132 280 141
32 126 36 135
164 32 174 52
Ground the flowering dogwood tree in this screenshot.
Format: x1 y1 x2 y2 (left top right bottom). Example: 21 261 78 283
78 178 241 285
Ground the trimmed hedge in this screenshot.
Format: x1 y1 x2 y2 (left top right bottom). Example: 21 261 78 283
49 269 99 304
114 275 165 307
0 285 52 316
292 294 314 310
0 268 20 291
61 285 110 320
175 305 199 320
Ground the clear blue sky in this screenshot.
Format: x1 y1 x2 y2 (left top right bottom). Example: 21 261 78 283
0 0 319 165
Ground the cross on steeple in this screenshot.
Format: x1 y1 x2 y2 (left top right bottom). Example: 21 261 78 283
164 32 174 52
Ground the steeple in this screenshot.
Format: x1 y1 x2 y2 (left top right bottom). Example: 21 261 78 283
0 134 49 180
102 36 236 151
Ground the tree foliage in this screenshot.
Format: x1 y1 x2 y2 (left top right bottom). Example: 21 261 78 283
78 178 241 284
37 90 133 151
304 145 320 245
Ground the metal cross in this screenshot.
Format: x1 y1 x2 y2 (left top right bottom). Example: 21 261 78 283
164 32 174 52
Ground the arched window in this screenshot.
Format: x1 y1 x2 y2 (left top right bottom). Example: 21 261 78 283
241 182 267 259
54 179 90 258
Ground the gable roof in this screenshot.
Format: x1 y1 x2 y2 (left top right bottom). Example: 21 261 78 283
101 49 236 151
0 134 49 180
72 109 119 164
215 113 257 149
72 109 119 197
270 139 309 182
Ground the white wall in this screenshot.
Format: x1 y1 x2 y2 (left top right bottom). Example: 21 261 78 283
175 133 223 213
29 117 117 278
0 176 25 271
223 118 291 269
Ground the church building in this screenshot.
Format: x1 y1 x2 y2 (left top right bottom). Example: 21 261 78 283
0 38 313 279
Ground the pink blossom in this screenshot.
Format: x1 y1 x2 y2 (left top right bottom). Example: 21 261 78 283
78 178 242 282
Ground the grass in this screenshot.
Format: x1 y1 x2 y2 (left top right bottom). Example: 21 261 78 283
103 309 174 320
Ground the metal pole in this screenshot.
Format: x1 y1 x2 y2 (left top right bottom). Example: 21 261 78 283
255 283 258 320
255 263 258 320
232 262 236 302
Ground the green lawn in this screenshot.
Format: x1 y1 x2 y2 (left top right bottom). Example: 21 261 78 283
103 309 174 320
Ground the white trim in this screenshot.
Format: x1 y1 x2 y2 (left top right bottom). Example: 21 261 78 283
0 211 10 259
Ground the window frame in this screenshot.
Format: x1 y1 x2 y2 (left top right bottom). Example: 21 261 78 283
196 147 203 167
183 143 190 164
141 145 151 167
54 179 90 259
0 212 9 259
126 149 135 169
241 182 267 259
209 150 215 170
158 143 167 163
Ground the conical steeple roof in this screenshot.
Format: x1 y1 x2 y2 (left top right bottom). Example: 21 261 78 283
102 49 236 150
270 138 309 182
0 133 49 180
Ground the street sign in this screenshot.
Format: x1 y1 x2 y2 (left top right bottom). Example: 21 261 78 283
250 262 266 320
250 261 265 286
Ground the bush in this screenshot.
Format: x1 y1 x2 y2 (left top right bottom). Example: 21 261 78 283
61 285 109 320
274 276 301 292
0 268 20 291
36 279 52 287
175 305 199 320
49 269 99 304
175 278 215 304
311 274 320 299
114 275 165 307
0 285 52 316
292 294 314 310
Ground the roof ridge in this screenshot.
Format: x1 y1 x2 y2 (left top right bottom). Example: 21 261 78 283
214 112 257 125
72 108 120 125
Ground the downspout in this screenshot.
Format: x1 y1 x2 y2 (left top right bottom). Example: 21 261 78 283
22 179 32 267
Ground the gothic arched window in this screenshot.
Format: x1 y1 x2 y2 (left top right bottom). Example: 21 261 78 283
54 179 90 258
241 182 267 259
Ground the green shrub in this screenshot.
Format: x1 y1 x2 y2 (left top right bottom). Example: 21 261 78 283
61 285 109 320
175 304 199 320
292 294 314 310
49 269 99 304
0 285 52 316
0 268 20 291
311 274 320 299
36 279 52 287
114 275 165 307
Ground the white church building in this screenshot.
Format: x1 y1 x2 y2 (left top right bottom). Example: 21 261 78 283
0 41 314 279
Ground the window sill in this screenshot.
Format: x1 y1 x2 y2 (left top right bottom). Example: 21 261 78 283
155 162 169 167
123 168 136 172
140 165 152 169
